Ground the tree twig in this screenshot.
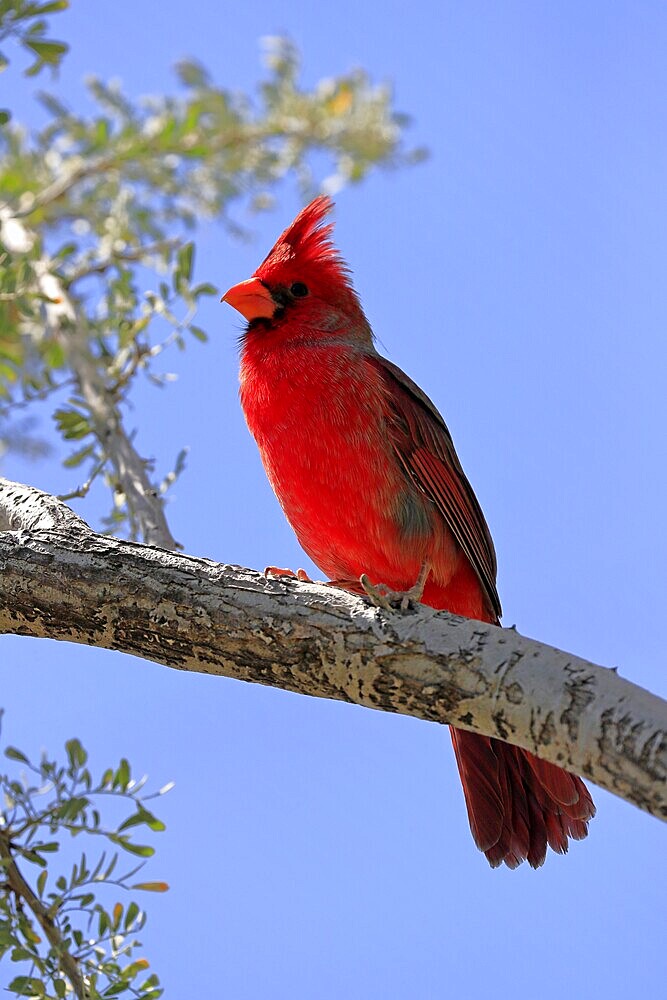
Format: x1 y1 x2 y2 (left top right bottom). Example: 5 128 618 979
66 238 182 285
0 378 74 418
57 457 108 502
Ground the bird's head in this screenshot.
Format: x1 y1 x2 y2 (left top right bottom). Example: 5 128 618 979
222 196 370 343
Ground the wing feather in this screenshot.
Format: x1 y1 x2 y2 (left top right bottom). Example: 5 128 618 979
375 356 501 620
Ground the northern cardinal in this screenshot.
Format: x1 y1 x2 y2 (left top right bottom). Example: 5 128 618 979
223 196 595 867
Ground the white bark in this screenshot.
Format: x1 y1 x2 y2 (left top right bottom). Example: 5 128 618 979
1 476 665 822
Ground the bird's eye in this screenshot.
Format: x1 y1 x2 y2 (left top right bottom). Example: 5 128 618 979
290 282 309 298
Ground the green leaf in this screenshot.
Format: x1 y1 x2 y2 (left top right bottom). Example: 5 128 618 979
124 900 139 929
25 18 48 38
175 59 210 87
192 282 218 297
20 849 47 868
36 869 47 896
104 853 118 879
8 975 45 996
117 811 146 833
54 408 92 441
65 737 88 769
53 794 88 821
54 241 77 259
4 746 29 763
43 339 66 369
176 242 194 282
23 38 68 66
34 1 70 14
11 946 36 962
132 881 169 892
93 116 110 147
118 808 165 833
0 109 10 125
188 324 208 342
63 443 95 468
141 810 166 832
102 983 130 997
114 757 130 789
118 841 154 858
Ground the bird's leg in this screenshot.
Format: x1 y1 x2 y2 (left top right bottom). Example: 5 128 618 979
360 559 432 612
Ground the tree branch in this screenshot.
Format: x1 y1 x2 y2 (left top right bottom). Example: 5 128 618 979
66 238 181 284
1 477 665 821
0 830 87 999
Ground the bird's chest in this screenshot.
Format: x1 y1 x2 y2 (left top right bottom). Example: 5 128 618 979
239 346 419 579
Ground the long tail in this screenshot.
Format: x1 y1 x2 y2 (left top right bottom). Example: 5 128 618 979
329 575 596 866
450 727 596 868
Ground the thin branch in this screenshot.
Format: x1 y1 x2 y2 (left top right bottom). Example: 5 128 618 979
13 155 116 218
0 378 74 418
0 830 87 1000
1 476 665 821
66 238 181 285
11 119 368 220
57 457 107 502
64 328 179 548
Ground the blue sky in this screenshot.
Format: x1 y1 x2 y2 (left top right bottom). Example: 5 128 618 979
2 2 666 997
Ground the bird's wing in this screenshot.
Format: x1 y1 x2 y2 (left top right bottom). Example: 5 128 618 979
374 355 502 621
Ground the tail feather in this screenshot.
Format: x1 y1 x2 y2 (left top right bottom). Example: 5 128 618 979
506 742 533 864
526 753 594 818
449 727 504 852
450 727 596 869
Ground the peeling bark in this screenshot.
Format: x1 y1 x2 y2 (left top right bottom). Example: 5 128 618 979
1 476 665 821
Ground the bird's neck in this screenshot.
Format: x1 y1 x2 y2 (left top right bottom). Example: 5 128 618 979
239 337 378 439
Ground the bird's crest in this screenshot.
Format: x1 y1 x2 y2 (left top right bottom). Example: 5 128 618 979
256 196 352 289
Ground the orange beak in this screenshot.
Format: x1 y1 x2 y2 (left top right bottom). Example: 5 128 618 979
221 277 275 321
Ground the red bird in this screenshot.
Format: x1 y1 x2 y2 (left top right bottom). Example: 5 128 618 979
223 196 595 868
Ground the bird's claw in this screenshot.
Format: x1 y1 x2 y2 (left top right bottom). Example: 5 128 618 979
264 566 312 582
359 574 421 612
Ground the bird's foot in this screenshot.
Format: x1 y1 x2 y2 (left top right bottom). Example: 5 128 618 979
360 576 422 612
359 560 431 612
265 569 363 594
264 566 312 582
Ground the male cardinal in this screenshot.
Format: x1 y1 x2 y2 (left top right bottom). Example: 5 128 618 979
222 196 595 868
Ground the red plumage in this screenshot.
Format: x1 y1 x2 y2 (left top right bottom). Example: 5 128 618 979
223 196 595 868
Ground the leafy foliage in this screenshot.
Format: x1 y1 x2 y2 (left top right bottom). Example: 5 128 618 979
0 0 69 113
0 718 170 998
